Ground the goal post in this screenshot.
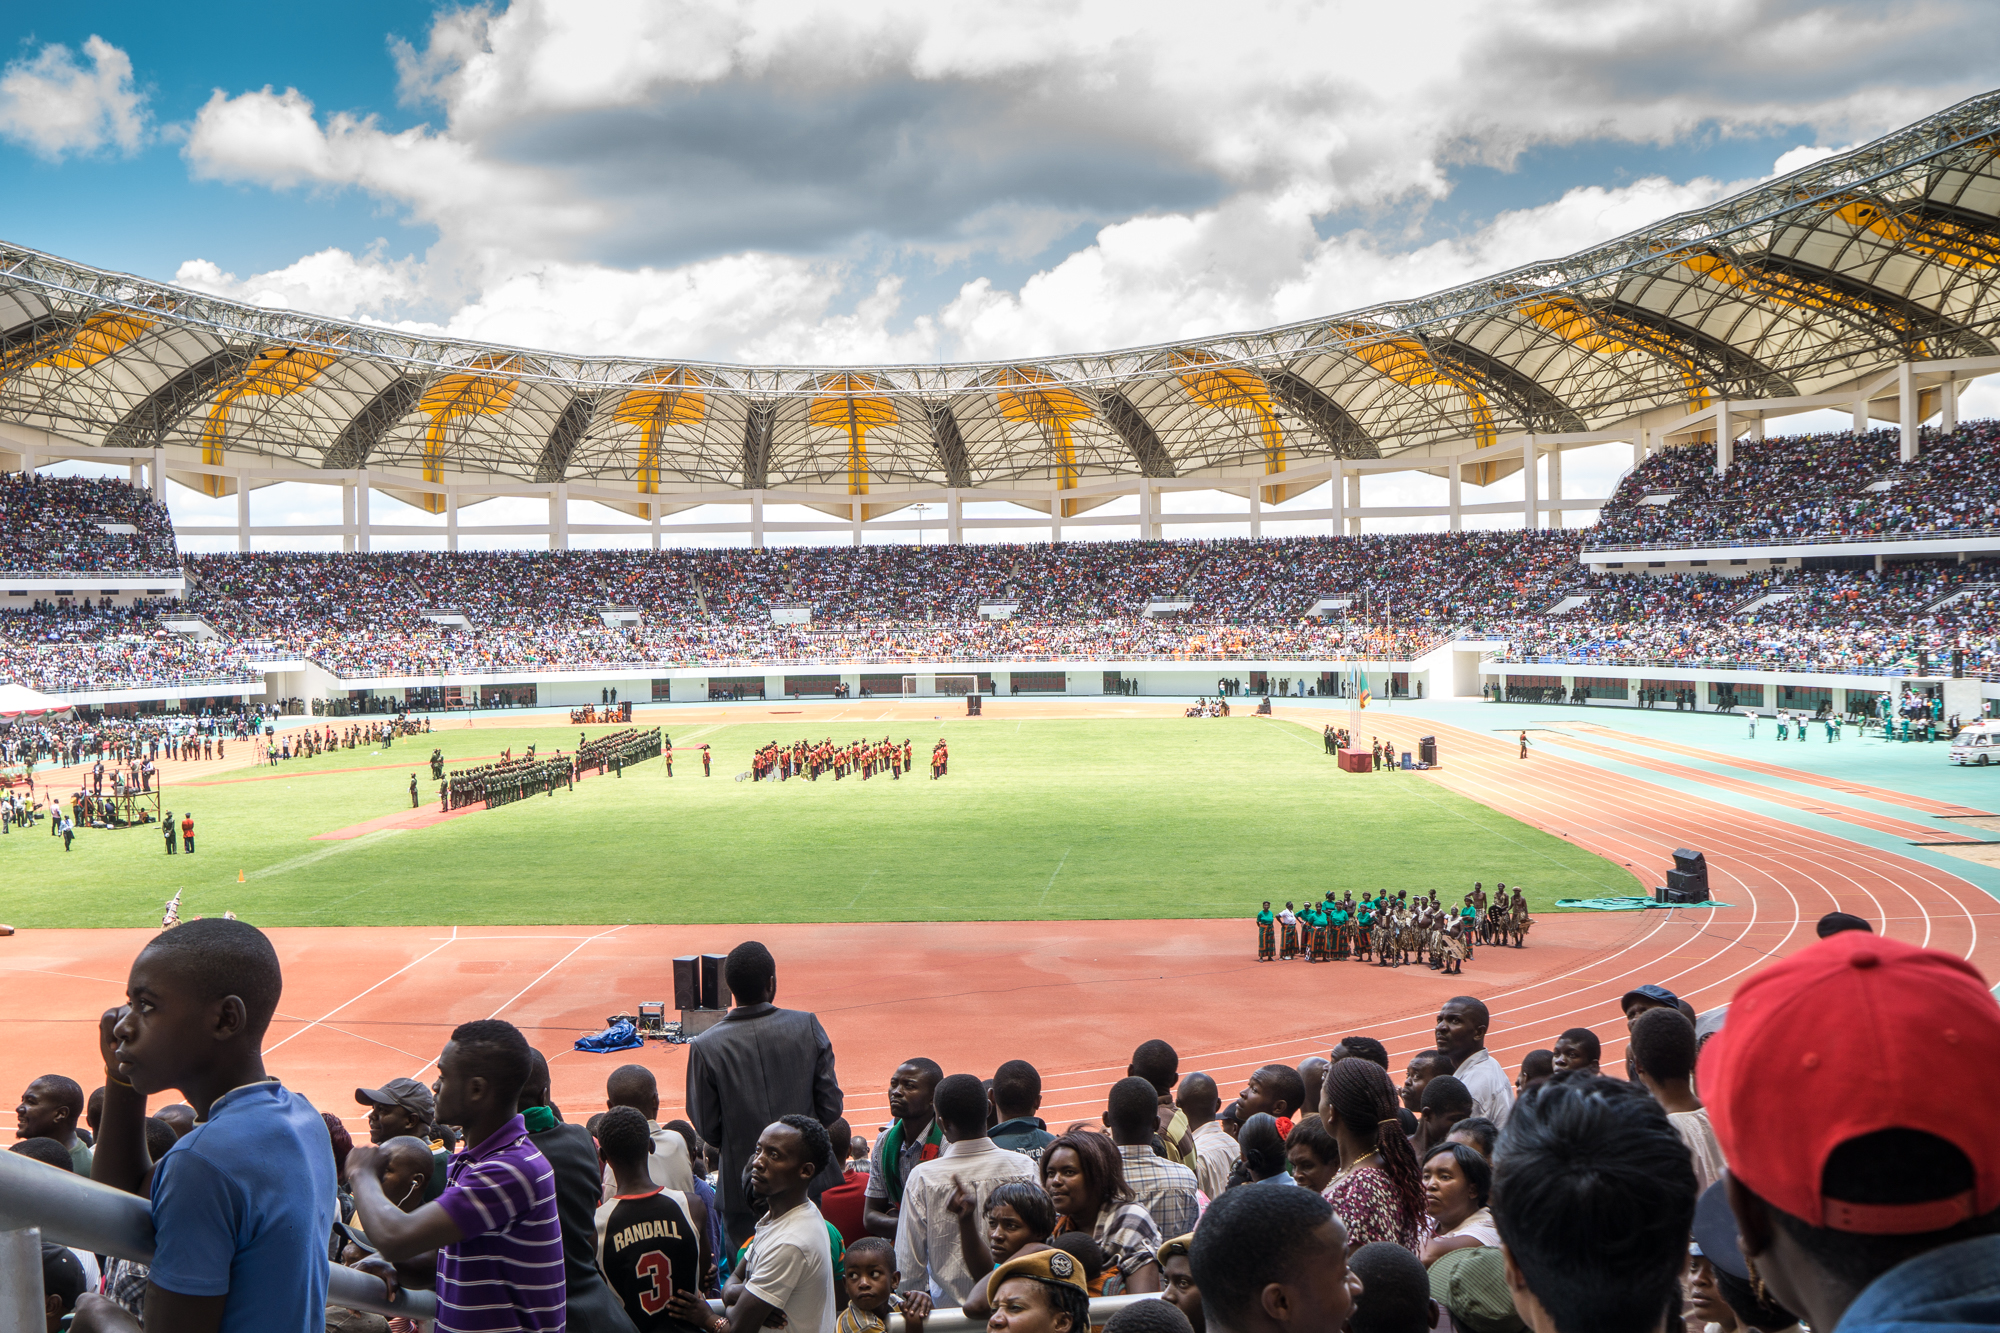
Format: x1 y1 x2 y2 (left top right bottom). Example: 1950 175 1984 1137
903 674 980 697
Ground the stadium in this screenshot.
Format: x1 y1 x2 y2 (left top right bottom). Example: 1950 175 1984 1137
5 32 2000 1333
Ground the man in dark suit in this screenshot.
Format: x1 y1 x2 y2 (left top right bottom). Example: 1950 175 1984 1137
686 940 844 1249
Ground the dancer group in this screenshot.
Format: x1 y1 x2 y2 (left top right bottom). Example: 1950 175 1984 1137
751 735 951 781
1255 882 1532 973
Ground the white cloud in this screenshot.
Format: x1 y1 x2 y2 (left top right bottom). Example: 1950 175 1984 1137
165 1 2000 366
0 35 146 160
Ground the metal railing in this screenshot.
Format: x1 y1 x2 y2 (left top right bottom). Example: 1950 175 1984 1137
0 568 183 582
0 1150 1154 1332
1582 525 2000 555
0 1149 435 1321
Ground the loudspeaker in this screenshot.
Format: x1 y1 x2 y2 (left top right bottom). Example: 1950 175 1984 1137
967 695 982 716
699 952 728 1010
1418 736 1438 766
1672 848 1706 875
673 956 700 1011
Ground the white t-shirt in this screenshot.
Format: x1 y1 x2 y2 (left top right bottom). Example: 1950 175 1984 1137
741 1199 835 1333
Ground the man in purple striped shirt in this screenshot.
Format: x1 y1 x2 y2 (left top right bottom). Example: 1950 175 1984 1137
346 1020 566 1333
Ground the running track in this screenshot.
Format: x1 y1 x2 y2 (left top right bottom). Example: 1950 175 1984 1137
4 700 1997 1133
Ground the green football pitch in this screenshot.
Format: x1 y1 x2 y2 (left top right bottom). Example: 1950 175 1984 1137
0 716 1639 928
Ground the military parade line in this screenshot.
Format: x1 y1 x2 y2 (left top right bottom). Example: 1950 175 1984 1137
435 727 666 810
1255 884 1533 973
749 735 950 781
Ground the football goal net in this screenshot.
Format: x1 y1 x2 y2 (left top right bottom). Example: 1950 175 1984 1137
904 674 981 697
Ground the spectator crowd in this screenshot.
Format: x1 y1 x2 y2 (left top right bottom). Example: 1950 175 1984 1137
5 418 2000 694
7 918 1995 1333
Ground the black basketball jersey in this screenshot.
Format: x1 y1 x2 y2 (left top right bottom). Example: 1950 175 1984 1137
595 1187 703 1333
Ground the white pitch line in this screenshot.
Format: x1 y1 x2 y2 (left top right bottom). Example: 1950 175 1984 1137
267 925 459 1054
1038 847 1072 907
407 924 630 1079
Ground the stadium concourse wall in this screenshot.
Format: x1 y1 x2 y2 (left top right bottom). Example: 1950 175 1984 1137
42 640 2000 717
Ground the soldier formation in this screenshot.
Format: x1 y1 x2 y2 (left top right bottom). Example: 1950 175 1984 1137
1256 882 1532 972
750 735 928 781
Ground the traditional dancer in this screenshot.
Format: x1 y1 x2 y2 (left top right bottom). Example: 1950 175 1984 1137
1256 901 1276 961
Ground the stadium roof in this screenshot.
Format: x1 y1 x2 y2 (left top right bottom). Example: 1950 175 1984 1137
2 88 1999 516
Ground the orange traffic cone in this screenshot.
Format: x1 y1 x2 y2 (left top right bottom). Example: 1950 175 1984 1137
238 869 245 883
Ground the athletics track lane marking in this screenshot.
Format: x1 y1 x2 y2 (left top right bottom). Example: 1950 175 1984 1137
404 924 630 1081
265 925 460 1055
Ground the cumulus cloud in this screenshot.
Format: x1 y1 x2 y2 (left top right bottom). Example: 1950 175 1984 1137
166 0 2000 364
0 35 147 160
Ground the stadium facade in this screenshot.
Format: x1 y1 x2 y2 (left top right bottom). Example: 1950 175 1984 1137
5 91 2000 716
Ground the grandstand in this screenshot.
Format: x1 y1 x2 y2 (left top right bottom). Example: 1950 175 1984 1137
4 92 2000 717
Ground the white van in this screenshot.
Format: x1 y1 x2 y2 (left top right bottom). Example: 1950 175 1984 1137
1950 719 2000 766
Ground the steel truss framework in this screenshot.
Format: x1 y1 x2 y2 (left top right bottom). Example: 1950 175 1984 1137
1 89 1999 538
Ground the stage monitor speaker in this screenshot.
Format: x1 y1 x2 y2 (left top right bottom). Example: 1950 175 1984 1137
967 695 982 716
700 952 728 1010
673 956 699 1011
1418 736 1438 766
1672 848 1706 875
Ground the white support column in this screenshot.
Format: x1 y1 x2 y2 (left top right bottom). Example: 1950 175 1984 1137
650 501 661 551
341 483 355 553
751 491 766 550
1248 485 1262 539
1942 377 1960 433
236 473 250 552
151 447 166 501
1136 477 1150 540
1547 445 1563 529
1522 438 1538 530
1345 470 1362 535
1746 414 1765 442
355 469 372 554
1447 459 1462 532
947 490 962 545
550 483 570 551
1898 362 1918 462
1853 394 1869 437
1051 489 1064 544
129 460 143 488
1331 459 1344 538
446 489 460 553
1715 401 1733 475
850 499 863 547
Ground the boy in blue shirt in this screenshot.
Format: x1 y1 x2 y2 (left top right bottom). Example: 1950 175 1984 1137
72 918 335 1333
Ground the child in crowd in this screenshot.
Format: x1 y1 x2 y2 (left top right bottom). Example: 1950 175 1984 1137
834 1237 929 1333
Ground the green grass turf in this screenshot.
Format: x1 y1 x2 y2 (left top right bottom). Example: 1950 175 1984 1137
0 715 1641 928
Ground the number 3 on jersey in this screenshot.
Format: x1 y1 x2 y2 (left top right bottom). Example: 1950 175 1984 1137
635 1250 673 1315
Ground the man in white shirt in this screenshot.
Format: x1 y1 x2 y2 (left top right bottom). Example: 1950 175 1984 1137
1435 995 1514 1127
895 1073 1037 1306
601 1063 696 1195
725 1117 837 1333
1177 1072 1239 1201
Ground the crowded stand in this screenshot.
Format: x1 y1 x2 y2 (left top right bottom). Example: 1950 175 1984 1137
6 922 1992 1333
0 474 179 575
6 420 2000 692
1591 420 2000 548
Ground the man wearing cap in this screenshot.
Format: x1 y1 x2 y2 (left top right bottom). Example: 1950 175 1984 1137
1434 997 1513 1127
1620 984 1681 1029
1158 1234 1203 1333
356 1077 448 1202
985 1249 1092 1333
1704 930 2000 1333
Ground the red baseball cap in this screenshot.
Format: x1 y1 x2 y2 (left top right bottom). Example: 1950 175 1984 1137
1701 930 2000 1234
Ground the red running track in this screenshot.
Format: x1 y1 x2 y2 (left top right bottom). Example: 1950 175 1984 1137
3 700 1996 1137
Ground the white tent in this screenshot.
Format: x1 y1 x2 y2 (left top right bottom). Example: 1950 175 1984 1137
0 683 71 722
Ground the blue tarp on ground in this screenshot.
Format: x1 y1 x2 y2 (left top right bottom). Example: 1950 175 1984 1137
574 1019 644 1053
1556 896 1736 912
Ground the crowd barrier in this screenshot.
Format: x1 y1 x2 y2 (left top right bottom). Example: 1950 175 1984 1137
0 1149 435 1321
0 1151 1152 1331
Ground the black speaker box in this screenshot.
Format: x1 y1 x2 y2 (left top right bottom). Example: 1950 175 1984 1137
673 956 699 1011
1672 848 1706 875
700 952 728 1010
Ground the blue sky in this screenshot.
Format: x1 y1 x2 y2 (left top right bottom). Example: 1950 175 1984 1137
3 2 1996 545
